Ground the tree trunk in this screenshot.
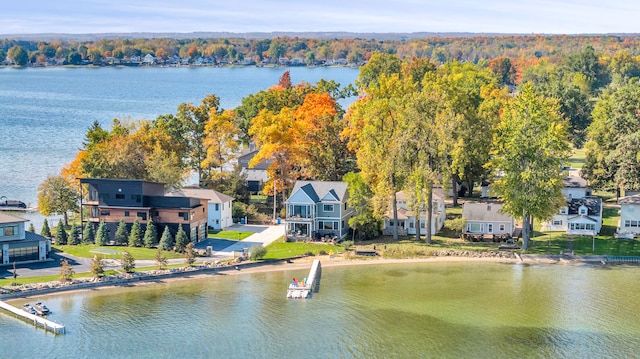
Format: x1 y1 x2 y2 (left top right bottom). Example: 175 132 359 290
392 192 399 241
521 211 530 250
63 212 69 227
466 175 474 198
415 217 420 242
426 188 433 244
451 174 459 207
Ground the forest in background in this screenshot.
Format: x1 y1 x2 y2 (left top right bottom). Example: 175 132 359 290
3 34 640 68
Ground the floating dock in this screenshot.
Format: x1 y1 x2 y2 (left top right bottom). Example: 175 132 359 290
0 300 65 334
287 259 321 299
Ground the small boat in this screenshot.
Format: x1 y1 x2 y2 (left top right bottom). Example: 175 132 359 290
0 196 27 209
33 302 50 316
22 303 37 315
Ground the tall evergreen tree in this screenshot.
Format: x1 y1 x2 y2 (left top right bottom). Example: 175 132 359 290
41 219 51 237
114 219 129 245
90 255 105 278
143 218 158 248
159 225 174 251
184 242 196 266
95 221 109 246
69 223 80 245
82 221 95 244
54 220 68 245
174 226 189 253
128 218 143 247
28 223 35 233
121 251 135 273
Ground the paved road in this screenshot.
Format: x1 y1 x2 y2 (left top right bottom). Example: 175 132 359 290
1 224 285 279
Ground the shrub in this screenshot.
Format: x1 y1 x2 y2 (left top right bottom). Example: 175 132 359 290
90 255 105 278
155 248 168 269
341 240 354 250
248 245 267 261
122 251 135 273
184 242 197 266
319 250 328 256
446 217 467 234
59 259 74 282
304 251 314 256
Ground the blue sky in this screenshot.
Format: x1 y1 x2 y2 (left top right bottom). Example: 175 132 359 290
2 0 638 35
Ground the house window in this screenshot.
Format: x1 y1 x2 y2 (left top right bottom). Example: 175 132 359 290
178 212 188 220
334 221 339 230
579 207 587 215
499 224 506 231
215 219 219 225
131 195 141 203
0 226 16 236
552 220 562 226
468 223 482 233
137 212 147 220
625 220 630 227
487 224 493 233
323 204 334 212
215 203 220 211
420 221 425 229
344 203 347 210
410 221 415 229
569 223 595 231
318 221 324 228
115 194 125 199
100 210 110 216
153 211 159 217
124 211 130 217
560 207 568 214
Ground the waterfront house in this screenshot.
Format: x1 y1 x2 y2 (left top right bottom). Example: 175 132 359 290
383 189 446 236
462 201 515 236
616 194 640 238
285 181 353 241
237 148 271 194
166 188 234 230
79 178 208 243
541 176 601 235
0 212 50 265
142 54 157 65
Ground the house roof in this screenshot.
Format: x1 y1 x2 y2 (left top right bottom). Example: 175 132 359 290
25 231 49 241
618 194 640 205
567 196 601 216
237 149 271 170
166 188 234 203
462 201 513 222
0 212 28 224
289 181 349 203
563 175 587 188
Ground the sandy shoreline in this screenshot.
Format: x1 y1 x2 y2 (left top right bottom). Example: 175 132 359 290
0 253 605 302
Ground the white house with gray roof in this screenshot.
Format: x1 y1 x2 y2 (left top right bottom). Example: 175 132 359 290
285 181 353 241
166 188 234 230
0 212 50 265
542 176 602 235
462 201 515 236
616 194 640 238
383 189 446 236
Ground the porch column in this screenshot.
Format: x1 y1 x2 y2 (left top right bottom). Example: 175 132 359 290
2 244 8 265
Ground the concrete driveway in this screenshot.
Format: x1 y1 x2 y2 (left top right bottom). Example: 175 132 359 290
195 224 285 258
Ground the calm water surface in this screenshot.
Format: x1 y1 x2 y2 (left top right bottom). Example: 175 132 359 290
1 261 639 358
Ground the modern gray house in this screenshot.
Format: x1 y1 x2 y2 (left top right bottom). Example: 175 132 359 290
285 181 353 241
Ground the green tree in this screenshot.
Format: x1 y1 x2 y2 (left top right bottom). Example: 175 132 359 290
174 226 189 253
83 221 95 244
41 219 51 237
90 255 105 278
54 220 68 245
37 175 79 226
7 45 28 66
128 218 143 247
66 51 82 65
95 221 109 246
248 245 267 261
154 248 168 269
564 45 609 93
143 218 158 248
184 242 197 266
487 84 571 249
356 53 402 89
343 172 380 241
68 223 80 245
159 225 174 251
28 223 35 233
114 219 129 245
121 251 136 273
59 259 74 282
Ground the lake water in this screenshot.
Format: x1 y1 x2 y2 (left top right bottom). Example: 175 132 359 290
1 261 639 358
0 66 359 228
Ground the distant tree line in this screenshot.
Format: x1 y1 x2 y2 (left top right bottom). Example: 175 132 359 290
4 34 640 67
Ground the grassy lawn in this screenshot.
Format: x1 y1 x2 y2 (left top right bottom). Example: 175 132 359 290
53 244 184 260
208 230 253 240
264 238 342 260
567 147 586 169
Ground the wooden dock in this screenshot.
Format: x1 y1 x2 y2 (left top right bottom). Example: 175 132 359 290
0 300 66 334
287 259 321 299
